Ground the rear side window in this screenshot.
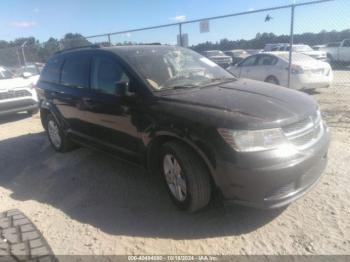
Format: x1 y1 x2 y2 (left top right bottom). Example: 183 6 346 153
40 57 63 83
61 55 90 88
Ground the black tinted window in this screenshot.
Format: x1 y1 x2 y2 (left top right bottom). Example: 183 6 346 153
61 55 90 88
40 57 63 83
92 56 129 95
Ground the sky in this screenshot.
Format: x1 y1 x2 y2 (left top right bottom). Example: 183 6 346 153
0 0 349 45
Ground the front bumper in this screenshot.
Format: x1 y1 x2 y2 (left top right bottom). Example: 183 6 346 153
0 88 38 116
0 99 38 116
213 127 330 209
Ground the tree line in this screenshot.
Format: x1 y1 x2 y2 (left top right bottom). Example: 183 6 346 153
0 29 349 67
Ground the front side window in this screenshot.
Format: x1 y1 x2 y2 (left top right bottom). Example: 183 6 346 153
240 56 257 67
124 47 234 91
92 56 129 95
61 55 90 88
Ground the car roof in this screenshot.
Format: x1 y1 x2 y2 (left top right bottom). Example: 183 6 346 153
52 44 182 59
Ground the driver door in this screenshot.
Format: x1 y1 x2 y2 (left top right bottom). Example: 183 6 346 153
78 54 142 157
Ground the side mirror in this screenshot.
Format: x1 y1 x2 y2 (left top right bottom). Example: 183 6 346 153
22 72 32 78
114 81 129 96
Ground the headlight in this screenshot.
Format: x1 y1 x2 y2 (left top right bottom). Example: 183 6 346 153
218 128 287 152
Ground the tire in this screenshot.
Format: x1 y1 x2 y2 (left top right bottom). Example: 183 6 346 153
160 141 211 212
27 108 39 115
265 76 279 85
0 209 57 261
45 114 75 152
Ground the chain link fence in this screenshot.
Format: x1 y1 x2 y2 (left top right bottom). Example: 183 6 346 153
0 0 348 88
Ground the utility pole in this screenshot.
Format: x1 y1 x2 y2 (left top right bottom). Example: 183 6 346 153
21 41 28 66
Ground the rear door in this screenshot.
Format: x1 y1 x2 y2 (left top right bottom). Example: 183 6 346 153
238 55 259 80
44 52 91 134
253 55 279 81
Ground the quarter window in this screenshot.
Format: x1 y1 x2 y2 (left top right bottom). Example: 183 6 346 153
61 55 90 88
92 56 129 95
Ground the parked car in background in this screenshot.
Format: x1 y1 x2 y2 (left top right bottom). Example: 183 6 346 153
264 44 327 61
0 66 39 115
37 45 329 212
320 40 350 65
312 45 326 51
228 52 333 90
14 64 41 77
245 49 263 55
224 49 249 65
200 50 232 68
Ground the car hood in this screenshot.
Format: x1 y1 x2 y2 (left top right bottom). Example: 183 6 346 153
154 79 318 129
0 75 39 91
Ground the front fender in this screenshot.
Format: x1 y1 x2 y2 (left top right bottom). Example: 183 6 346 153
144 128 217 178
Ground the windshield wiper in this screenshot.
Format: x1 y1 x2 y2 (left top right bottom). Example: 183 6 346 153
209 77 236 83
164 84 199 90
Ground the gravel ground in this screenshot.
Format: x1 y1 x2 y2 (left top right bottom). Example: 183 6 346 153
0 70 349 256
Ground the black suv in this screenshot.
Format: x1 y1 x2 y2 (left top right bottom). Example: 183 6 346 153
37 45 330 212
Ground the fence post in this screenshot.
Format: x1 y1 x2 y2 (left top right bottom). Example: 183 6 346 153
287 5 295 89
179 23 182 47
107 34 111 46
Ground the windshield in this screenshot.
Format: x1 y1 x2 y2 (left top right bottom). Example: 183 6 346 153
0 67 13 80
125 47 235 91
291 45 313 52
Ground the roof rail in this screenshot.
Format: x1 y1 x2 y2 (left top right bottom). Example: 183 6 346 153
54 44 100 55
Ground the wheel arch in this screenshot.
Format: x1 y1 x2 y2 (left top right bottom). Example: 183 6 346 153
145 133 217 187
265 75 279 84
39 99 66 131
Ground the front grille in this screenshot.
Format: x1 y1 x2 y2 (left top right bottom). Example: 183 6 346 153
282 112 323 149
0 90 32 100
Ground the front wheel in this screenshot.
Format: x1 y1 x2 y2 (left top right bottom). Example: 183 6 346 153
160 141 211 212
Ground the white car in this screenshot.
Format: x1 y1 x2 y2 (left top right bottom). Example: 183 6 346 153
228 52 333 90
264 44 327 62
320 40 350 65
0 66 39 116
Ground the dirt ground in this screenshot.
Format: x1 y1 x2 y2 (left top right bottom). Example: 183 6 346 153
0 70 349 256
